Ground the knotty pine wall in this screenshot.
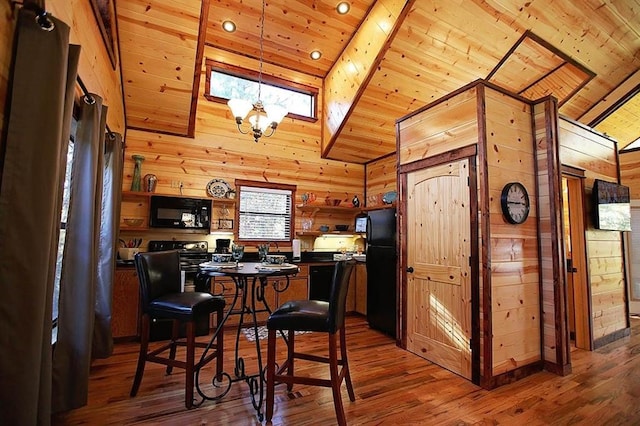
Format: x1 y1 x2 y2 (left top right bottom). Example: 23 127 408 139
397 81 542 386
1 2 125 135
121 46 364 251
620 149 640 200
483 86 540 377
558 118 628 346
365 154 397 207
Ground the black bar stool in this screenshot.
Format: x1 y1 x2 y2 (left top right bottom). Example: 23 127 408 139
130 250 225 408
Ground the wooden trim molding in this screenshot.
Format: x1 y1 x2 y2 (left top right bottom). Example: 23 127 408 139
475 83 493 387
397 145 477 174
188 0 210 138
482 361 545 390
593 328 631 349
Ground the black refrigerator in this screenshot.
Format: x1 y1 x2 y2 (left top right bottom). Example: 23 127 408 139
366 208 397 338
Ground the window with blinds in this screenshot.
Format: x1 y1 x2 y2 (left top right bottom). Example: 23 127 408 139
236 181 296 242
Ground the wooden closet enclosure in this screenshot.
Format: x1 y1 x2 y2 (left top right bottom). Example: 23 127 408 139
395 80 629 389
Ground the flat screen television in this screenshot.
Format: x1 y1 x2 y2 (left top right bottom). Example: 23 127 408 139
593 179 631 231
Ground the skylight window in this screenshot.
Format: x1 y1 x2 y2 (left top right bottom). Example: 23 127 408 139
205 60 318 121
621 137 640 152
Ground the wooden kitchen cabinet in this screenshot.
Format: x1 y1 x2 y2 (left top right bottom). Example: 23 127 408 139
355 263 367 315
112 267 140 339
274 277 309 307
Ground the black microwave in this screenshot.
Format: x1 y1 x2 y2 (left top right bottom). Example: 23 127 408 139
149 195 212 230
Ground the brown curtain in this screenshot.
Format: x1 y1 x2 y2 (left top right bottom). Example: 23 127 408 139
0 7 78 426
94 131 124 358
51 95 118 412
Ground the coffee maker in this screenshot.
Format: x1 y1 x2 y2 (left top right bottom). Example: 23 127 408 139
215 239 231 253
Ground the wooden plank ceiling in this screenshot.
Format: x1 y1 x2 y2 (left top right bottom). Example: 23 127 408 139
118 0 640 163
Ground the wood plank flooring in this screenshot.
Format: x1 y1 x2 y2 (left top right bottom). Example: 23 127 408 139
52 315 640 425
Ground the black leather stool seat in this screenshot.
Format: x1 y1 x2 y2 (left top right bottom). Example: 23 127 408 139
267 300 331 332
149 292 225 321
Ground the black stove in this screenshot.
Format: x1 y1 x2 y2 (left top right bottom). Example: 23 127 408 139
148 240 210 272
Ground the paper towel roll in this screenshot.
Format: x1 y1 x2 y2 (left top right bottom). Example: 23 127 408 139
292 239 301 260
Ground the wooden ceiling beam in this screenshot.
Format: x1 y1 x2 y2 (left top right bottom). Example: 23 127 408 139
321 0 414 159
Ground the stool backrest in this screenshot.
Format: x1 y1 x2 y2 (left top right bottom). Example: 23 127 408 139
134 250 182 313
327 260 356 333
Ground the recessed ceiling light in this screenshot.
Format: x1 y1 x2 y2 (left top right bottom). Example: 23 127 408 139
310 50 322 60
336 2 350 15
222 20 236 32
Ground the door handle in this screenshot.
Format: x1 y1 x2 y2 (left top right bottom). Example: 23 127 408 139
406 266 414 273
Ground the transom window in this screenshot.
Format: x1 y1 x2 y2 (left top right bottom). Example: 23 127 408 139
235 180 296 243
205 60 318 122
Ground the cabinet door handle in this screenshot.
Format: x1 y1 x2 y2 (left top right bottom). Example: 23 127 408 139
406 266 414 273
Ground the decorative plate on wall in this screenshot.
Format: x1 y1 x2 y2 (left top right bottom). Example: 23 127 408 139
206 179 231 198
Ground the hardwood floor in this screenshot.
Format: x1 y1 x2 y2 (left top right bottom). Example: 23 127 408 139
52 315 640 425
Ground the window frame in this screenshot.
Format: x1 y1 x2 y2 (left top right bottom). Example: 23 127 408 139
234 179 297 245
205 59 318 123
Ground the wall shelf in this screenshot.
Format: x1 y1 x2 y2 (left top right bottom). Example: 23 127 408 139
296 204 362 215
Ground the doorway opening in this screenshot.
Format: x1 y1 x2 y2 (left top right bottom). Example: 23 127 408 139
561 175 591 350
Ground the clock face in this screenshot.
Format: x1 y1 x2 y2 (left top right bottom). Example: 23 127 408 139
500 182 530 224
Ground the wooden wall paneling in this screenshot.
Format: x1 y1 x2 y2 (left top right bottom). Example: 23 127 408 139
398 86 479 167
558 118 629 349
365 155 397 207
48 0 126 133
121 46 365 240
483 86 541 378
322 0 409 149
620 150 640 200
533 98 571 374
117 0 201 135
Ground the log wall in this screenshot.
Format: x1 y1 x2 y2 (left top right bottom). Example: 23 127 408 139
558 119 628 345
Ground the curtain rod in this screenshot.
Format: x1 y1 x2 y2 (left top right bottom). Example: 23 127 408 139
77 76 114 137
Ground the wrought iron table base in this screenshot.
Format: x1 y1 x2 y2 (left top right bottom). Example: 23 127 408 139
194 268 293 420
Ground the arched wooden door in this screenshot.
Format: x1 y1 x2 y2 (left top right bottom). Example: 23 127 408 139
405 158 472 379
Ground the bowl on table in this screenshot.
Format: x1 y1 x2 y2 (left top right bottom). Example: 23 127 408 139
319 225 330 232
265 254 287 264
211 253 233 263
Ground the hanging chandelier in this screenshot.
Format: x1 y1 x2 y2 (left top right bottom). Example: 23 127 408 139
227 0 287 143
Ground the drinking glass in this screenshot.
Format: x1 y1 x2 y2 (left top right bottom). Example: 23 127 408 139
257 244 269 262
231 244 244 267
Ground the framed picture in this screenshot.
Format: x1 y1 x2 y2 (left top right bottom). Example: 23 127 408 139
218 219 234 230
89 0 117 69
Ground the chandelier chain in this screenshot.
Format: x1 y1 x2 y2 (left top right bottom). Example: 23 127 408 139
257 0 265 102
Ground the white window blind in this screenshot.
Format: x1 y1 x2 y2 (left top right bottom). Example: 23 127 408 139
238 185 293 241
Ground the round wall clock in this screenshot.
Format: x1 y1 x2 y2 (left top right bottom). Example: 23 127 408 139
500 182 530 224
